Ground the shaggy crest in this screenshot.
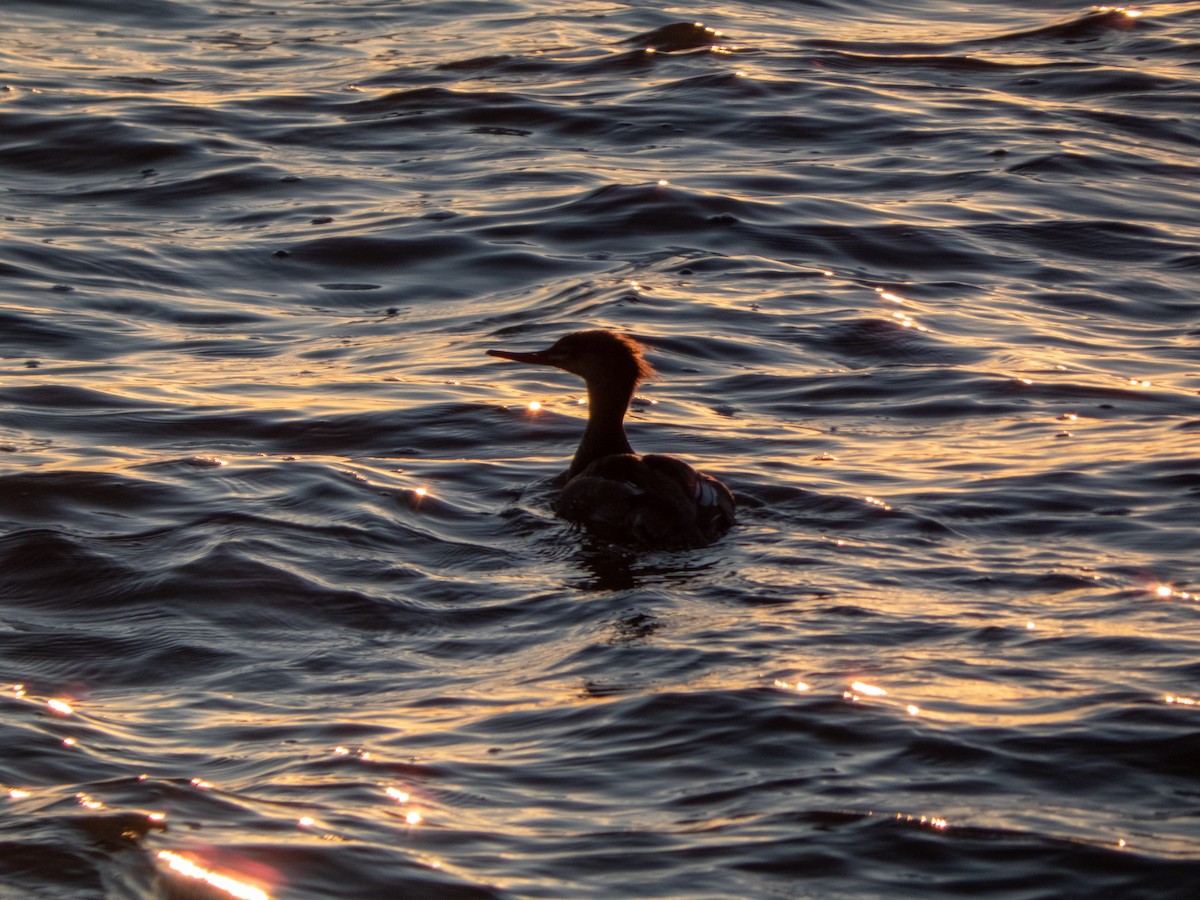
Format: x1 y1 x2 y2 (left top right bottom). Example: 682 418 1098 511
553 330 657 384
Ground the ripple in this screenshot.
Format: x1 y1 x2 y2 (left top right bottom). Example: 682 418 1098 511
3 0 1200 896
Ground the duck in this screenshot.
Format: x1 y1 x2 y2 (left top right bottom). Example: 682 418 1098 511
488 330 735 549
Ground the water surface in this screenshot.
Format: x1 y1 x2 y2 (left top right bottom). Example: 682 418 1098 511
2 1 1199 897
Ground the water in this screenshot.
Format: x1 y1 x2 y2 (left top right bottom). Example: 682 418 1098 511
2 0 1199 896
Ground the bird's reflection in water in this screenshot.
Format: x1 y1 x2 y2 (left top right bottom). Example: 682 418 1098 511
568 541 724 593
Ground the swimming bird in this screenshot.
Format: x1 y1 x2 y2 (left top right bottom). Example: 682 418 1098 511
488 330 735 549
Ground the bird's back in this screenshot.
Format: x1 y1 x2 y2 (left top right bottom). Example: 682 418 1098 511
554 453 734 549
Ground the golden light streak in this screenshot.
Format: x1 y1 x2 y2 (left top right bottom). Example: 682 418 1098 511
1165 694 1197 706
8 789 32 800
773 679 811 693
897 812 949 830
333 745 374 760
891 310 928 331
383 785 423 825
157 851 270 900
850 681 888 697
844 680 890 703
76 793 104 810
1154 584 1194 601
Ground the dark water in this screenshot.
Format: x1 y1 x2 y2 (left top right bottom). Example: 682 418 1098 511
3 0 1199 896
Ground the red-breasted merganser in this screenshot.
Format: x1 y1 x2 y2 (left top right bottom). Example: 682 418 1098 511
488 330 735 549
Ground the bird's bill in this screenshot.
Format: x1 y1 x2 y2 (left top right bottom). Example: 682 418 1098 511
487 348 555 366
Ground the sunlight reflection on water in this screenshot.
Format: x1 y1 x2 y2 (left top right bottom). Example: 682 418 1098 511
158 851 271 900
2 0 1199 896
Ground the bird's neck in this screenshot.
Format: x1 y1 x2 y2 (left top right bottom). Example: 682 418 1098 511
569 378 636 477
